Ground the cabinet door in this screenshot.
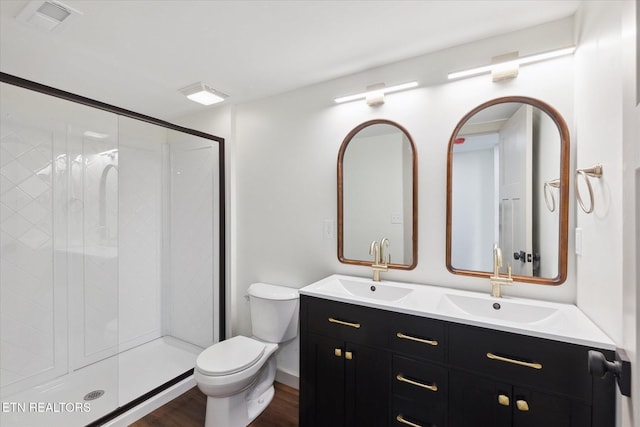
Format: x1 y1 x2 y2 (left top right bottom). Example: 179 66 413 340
303 333 389 427
345 342 390 427
450 371 511 427
511 388 590 427
451 371 586 427
304 332 347 427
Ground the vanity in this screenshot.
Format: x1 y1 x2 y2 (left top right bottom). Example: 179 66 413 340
299 275 616 427
310 96 620 426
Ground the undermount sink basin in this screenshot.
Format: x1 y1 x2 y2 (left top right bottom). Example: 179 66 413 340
438 293 559 324
315 277 414 302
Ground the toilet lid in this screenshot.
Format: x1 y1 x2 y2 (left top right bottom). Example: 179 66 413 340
196 336 266 376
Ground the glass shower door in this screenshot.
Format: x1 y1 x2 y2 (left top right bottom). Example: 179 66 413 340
1 78 225 426
0 82 120 426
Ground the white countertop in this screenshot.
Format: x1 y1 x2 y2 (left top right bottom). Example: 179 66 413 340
300 274 616 350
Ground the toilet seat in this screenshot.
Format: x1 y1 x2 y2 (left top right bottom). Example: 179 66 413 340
196 336 265 376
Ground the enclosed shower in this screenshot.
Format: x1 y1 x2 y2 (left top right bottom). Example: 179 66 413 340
0 76 225 426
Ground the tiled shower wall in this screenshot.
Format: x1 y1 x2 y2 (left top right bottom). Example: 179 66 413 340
167 134 219 348
0 116 62 394
118 118 164 352
1 85 123 392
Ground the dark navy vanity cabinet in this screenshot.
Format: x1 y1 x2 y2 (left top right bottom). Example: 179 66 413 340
301 296 390 426
299 295 616 427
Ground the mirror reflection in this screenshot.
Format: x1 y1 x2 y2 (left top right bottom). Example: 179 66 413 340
447 97 569 284
338 120 417 269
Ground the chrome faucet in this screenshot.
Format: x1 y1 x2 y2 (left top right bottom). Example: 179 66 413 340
490 245 512 298
369 238 390 282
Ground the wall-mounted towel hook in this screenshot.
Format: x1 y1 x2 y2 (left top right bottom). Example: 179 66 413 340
576 164 603 214
543 178 560 212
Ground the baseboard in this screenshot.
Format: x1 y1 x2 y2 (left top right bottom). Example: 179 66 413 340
275 368 299 390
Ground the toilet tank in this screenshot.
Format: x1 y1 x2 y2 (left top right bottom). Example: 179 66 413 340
248 283 299 343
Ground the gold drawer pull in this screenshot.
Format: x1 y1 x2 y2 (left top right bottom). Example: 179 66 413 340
516 399 530 412
328 317 361 329
334 348 342 357
345 351 353 360
396 414 423 427
396 332 438 346
396 374 438 392
487 352 543 370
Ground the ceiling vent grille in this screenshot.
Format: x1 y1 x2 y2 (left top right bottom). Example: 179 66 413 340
16 1 82 32
37 2 71 23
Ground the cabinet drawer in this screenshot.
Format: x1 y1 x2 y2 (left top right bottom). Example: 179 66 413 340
449 324 592 401
303 296 386 347
393 394 445 427
388 312 446 362
393 355 448 403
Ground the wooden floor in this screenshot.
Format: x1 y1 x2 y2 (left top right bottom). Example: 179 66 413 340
130 382 298 427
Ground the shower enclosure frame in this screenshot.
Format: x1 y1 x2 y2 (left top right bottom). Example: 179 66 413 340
0 72 227 425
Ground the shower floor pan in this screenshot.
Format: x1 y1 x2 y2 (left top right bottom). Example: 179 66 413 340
1 336 201 427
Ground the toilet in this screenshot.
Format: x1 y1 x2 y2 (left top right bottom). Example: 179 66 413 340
195 283 299 427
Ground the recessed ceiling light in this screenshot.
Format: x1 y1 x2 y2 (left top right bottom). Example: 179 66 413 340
180 82 228 106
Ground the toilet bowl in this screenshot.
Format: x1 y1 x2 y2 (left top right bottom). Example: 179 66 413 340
195 283 299 427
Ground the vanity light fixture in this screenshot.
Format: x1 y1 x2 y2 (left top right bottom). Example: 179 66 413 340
180 82 228 106
491 52 519 82
447 46 576 81
334 81 418 104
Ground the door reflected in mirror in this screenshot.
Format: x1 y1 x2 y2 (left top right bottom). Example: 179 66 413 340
338 119 417 269
446 97 569 285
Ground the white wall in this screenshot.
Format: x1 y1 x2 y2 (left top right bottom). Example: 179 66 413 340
179 18 579 385
175 5 640 424
574 1 638 426
574 0 625 345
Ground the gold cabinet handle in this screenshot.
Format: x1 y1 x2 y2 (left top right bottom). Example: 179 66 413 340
396 374 438 392
396 414 423 427
486 352 543 370
498 394 510 406
345 351 353 360
334 348 342 357
516 399 530 412
328 317 361 329
396 332 438 346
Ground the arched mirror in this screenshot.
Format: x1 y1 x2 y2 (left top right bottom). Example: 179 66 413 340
446 96 569 284
338 119 417 269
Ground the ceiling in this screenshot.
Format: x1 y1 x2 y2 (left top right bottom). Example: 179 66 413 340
0 1 581 121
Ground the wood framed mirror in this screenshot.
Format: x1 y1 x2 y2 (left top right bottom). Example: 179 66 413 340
446 96 569 285
338 119 417 269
